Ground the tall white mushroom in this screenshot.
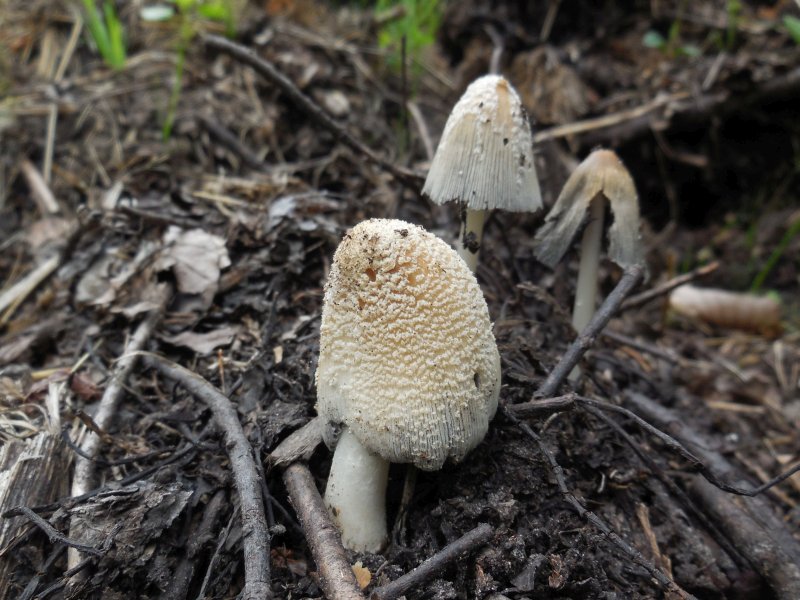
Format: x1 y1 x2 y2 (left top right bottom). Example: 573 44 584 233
316 219 501 552
422 74 543 271
533 149 644 378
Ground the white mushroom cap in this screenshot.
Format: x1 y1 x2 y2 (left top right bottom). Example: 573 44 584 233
422 74 543 212
316 219 501 470
533 149 644 269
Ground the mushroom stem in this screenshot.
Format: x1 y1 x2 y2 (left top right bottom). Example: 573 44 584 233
458 208 487 272
570 195 606 380
324 427 390 552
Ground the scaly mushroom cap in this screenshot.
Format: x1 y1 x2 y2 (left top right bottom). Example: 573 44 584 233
422 74 542 212
316 219 501 470
533 149 644 269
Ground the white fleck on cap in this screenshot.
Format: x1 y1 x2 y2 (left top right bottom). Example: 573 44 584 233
534 149 644 269
422 75 543 212
316 219 501 470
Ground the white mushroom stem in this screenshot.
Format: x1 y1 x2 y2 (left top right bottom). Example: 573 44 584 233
324 427 390 553
458 208 487 272
570 195 606 381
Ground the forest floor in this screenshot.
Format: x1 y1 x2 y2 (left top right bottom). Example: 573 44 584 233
1 1 799 599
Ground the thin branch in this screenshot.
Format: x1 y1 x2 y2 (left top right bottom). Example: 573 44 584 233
197 114 265 170
621 261 719 310
141 353 272 600
533 65 800 148
505 394 576 417
370 523 493 600
202 34 424 190
282 463 365 600
19 159 60 214
536 265 645 398
6 506 102 557
68 284 171 568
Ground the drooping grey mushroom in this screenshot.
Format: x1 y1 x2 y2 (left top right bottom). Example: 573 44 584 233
533 149 644 351
316 219 501 552
423 74 542 272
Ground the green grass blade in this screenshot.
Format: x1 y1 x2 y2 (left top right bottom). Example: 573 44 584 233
81 0 113 63
103 1 126 69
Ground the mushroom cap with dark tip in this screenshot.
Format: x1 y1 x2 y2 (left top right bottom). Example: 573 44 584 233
422 74 542 213
533 149 644 269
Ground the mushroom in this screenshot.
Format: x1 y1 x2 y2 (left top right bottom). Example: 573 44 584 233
533 149 644 339
422 74 543 272
316 218 501 552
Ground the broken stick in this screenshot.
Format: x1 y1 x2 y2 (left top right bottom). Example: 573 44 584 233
282 462 365 600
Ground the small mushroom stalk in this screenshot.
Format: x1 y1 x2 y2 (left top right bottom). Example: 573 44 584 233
459 208 487 271
324 427 390 553
572 195 606 334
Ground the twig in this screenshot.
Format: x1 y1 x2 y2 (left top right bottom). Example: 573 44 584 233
625 393 800 593
197 114 265 170
501 405 695 599
3 443 199 519
6 506 102 557
19 159 60 214
621 261 719 310
141 354 272 600
533 92 689 144
202 34 424 190
601 330 680 364
406 101 434 161
0 254 61 319
160 489 226 600
43 104 57 185
282 463 364 600
536 265 644 398
69 284 171 567
534 65 800 148
370 523 493 600
505 393 576 417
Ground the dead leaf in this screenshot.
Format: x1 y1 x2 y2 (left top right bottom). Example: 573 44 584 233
161 326 239 355
157 227 230 307
26 217 75 250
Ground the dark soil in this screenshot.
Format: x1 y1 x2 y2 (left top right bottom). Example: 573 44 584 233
1 1 799 599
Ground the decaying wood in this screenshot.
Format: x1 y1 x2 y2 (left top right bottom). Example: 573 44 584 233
141 353 272 600
0 393 69 600
283 462 365 600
